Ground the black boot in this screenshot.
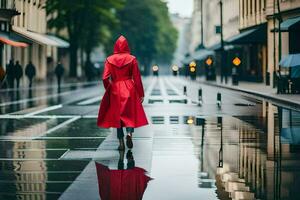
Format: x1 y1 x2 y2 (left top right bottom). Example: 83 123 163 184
118 139 125 151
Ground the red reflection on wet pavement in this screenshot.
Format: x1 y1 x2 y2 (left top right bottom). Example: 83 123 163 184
95 162 152 200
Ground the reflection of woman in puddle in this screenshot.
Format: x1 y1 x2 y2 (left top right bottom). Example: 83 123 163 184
95 150 152 200
97 36 148 151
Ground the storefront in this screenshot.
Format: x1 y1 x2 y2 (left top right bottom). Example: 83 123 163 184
226 24 267 82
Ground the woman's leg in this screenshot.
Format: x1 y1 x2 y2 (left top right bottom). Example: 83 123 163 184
125 127 134 148
117 128 125 150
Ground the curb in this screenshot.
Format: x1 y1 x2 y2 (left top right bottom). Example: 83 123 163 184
199 80 300 110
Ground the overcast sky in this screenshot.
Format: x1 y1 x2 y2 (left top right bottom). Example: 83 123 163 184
166 0 193 17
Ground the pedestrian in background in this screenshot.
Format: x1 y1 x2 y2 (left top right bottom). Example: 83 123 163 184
97 35 148 151
15 61 23 89
55 61 64 89
25 61 36 88
6 60 15 88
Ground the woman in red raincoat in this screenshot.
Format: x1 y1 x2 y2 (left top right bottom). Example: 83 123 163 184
97 35 148 150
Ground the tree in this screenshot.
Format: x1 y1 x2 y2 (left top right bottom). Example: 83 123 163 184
106 0 178 75
46 0 123 77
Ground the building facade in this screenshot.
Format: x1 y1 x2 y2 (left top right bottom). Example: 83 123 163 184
236 0 268 82
0 0 69 83
265 0 300 86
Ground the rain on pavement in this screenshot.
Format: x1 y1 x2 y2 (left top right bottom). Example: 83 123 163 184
0 76 300 200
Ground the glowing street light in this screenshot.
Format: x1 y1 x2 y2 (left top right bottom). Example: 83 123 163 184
187 116 194 124
205 57 213 66
232 57 241 67
152 65 159 76
172 65 179 72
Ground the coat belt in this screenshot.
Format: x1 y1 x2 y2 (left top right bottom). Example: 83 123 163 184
112 77 132 82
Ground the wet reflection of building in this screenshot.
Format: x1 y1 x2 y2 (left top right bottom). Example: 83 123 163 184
0 119 48 199
215 102 300 200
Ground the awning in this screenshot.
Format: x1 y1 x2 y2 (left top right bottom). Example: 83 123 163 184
193 49 214 61
280 16 300 31
227 26 266 45
12 26 60 46
279 53 300 68
208 42 222 51
0 32 28 47
46 35 70 48
182 55 193 65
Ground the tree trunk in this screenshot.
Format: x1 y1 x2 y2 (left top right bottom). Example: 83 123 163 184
69 42 78 77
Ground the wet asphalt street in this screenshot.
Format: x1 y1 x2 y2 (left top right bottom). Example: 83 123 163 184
1 76 300 200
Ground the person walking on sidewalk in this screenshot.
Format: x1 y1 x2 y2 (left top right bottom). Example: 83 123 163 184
97 35 148 151
55 62 64 89
15 61 23 89
6 60 15 88
25 61 36 88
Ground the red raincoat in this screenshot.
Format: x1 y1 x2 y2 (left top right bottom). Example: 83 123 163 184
97 36 148 128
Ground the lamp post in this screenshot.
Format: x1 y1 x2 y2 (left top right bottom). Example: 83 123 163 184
189 61 197 80
219 0 227 84
232 56 241 85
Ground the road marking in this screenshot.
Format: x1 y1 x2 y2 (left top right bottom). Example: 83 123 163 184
45 116 81 135
0 115 80 119
24 104 62 117
0 90 73 107
77 96 102 105
0 136 107 141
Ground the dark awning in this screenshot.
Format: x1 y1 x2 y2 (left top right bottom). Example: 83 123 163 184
280 16 300 32
193 49 214 61
208 43 222 51
227 24 267 44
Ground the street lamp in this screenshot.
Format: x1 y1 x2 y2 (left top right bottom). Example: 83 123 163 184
232 56 241 85
205 56 216 81
189 61 197 80
219 0 227 84
172 65 179 76
152 65 159 76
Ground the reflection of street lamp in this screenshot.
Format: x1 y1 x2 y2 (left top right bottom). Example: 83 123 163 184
187 116 194 125
218 116 223 168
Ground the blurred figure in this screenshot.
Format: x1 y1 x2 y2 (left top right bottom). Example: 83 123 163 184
6 59 15 88
15 61 23 89
25 61 36 88
55 62 64 89
0 65 5 88
85 59 94 81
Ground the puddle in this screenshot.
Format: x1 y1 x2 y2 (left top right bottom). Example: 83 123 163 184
166 89 178 96
151 89 161 96
169 116 179 124
169 99 188 104
151 116 165 124
148 99 164 104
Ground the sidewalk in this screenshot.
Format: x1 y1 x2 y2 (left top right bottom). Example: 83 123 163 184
197 76 300 110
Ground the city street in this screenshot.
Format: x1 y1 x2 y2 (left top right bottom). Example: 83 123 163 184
1 76 300 200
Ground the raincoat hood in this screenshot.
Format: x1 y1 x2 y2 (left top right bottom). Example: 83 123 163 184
113 35 130 54
107 35 134 67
